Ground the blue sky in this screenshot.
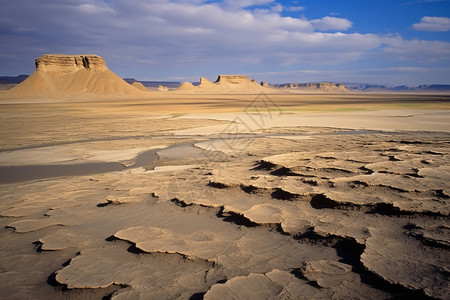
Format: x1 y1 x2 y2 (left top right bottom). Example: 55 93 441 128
1 0 449 85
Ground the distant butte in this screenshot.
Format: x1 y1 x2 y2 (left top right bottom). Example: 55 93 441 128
9 54 147 98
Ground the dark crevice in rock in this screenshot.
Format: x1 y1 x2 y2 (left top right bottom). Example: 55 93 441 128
388 155 401 162
423 151 444 156
310 194 340 209
309 194 445 217
252 160 277 171
105 235 119 242
171 198 192 207
316 156 336 160
406 168 423 178
189 292 206 300
435 190 450 199
207 181 229 189
378 184 408 193
270 167 300 176
216 207 259 227
62 252 81 267
47 252 81 291
97 199 122 207
275 223 290 236
398 140 429 145
240 184 259 194
294 230 435 299
404 223 450 249
294 230 364 269
359 166 374 175
290 268 322 288
301 179 318 186
350 180 369 188
359 271 435 300
322 168 352 174
406 232 450 249
127 244 147 254
271 188 300 201
32 240 43 252
47 272 68 291
365 203 407 216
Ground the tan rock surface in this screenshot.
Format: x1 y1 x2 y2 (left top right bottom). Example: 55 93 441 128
9 54 147 98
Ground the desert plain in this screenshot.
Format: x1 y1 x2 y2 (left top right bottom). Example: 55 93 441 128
0 56 449 300
1 92 449 300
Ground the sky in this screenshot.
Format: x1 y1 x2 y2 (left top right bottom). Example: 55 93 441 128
1 0 450 86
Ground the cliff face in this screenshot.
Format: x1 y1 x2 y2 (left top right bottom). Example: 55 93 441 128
35 54 108 73
215 75 253 85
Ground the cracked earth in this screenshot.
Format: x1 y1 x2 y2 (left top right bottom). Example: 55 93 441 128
1 124 449 299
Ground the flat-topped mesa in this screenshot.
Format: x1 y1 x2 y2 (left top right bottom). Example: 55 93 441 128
9 53 148 98
35 54 108 72
215 75 253 85
280 82 347 90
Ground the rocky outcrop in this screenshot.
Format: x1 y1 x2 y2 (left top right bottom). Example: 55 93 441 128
214 75 252 85
9 54 148 98
34 54 108 73
158 85 169 92
177 75 267 93
276 82 350 92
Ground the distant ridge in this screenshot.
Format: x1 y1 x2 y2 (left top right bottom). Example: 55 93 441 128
123 78 180 89
341 82 450 92
0 75 29 84
273 82 349 93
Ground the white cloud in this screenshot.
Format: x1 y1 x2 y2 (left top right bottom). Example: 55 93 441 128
412 16 450 31
224 0 275 9
311 16 352 31
286 6 305 12
380 36 450 62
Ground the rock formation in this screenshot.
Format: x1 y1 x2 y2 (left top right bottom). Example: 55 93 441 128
132 81 148 91
177 75 267 93
9 54 148 98
276 82 350 93
158 85 169 92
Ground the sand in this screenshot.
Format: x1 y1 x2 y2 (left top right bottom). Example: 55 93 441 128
0 91 449 299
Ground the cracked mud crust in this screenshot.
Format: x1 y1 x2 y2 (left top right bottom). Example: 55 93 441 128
0 108 449 299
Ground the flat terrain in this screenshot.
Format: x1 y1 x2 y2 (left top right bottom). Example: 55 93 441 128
0 93 449 299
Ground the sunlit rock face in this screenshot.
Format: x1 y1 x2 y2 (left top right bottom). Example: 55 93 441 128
215 75 253 85
35 54 108 73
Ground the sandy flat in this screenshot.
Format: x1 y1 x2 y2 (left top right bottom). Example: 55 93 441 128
0 92 449 299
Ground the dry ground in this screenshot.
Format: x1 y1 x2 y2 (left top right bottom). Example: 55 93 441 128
0 93 449 299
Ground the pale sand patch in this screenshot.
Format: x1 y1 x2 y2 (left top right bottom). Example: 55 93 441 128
174 110 450 135
0 145 166 166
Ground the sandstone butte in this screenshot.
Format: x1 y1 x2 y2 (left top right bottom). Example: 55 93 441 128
176 75 268 93
8 54 148 98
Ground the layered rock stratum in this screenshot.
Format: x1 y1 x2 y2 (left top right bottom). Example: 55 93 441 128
9 54 147 98
276 82 350 92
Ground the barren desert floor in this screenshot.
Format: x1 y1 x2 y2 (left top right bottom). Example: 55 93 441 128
0 93 449 299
